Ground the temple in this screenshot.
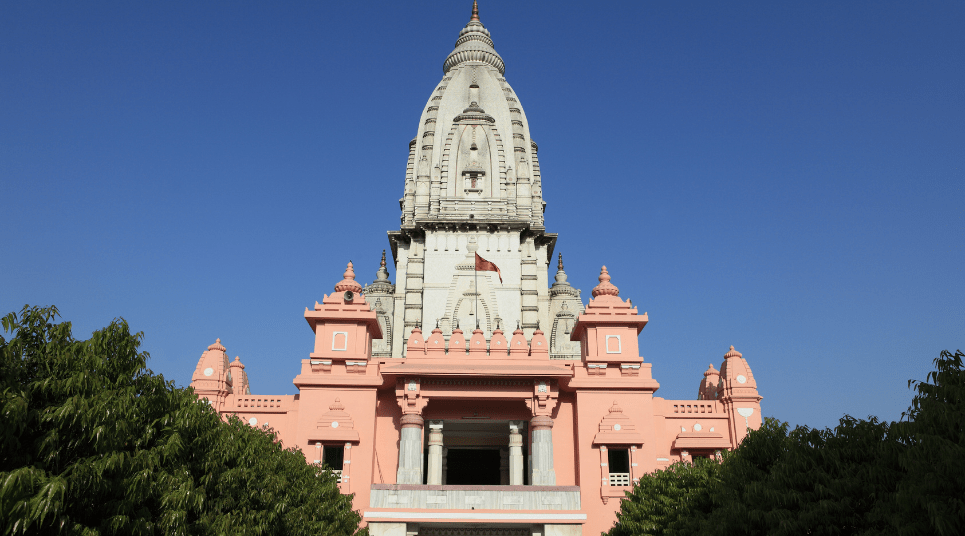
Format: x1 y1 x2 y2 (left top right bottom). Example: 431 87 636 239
189 3 763 535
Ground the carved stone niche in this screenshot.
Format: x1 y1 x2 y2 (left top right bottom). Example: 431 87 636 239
593 401 644 445
313 398 360 442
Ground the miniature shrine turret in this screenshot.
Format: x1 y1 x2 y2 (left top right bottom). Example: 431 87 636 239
571 266 649 373
698 363 720 400
190 339 233 410
717 345 763 444
301 261 383 381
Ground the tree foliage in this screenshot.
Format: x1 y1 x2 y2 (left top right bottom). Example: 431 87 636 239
0 305 362 535
609 349 965 536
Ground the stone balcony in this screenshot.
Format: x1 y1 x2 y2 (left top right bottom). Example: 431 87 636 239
370 485 581 511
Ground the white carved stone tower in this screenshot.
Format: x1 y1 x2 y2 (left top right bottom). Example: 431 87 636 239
380 1 580 358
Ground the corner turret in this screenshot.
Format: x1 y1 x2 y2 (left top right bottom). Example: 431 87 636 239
570 266 649 366
300 262 384 385
697 363 719 400
363 251 396 358
717 346 763 445
548 253 584 360
190 339 233 410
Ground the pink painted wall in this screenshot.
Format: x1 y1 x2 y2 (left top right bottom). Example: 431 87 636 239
189 265 763 536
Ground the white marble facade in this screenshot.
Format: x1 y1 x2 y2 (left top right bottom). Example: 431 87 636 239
367 6 579 358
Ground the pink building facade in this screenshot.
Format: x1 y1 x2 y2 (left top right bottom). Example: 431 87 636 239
190 4 762 535
190 263 762 536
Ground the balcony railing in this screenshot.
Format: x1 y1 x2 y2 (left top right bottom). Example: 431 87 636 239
669 401 721 414
370 484 580 510
608 472 631 486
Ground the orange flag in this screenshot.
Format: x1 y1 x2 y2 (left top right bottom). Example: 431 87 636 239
475 253 502 283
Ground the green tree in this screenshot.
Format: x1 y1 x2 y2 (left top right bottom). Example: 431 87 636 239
882 349 965 535
0 305 362 535
609 456 720 536
608 349 964 536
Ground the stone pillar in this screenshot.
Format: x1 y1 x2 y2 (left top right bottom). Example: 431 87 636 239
403 241 425 352
530 415 555 485
430 163 442 215
516 155 532 221
530 141 544 226
509 421 525 485
415 155 430 219
402 139 416 226
426 420 444 485
397 414 425 484
520 238 539 333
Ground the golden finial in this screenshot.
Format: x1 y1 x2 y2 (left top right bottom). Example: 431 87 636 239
470 0 480 22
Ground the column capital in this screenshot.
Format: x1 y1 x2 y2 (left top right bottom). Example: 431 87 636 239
530 415 554 431
526 379 559 417
397 377 429 414
401 414 425 428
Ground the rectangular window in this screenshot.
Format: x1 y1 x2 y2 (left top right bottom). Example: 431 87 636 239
606 335 622 354
323 445 344 470
608 448 630 487
321 444 344 483
332 332 348 351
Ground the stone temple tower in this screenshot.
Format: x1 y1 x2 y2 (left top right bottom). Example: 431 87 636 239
378 1 583 358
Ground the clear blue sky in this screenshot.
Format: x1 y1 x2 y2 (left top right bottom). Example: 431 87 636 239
2 1 962 431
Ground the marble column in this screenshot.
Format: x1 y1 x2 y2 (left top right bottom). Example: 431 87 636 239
509 421 525 485
530 415 556 485
426 421 444 485
397 414 425 484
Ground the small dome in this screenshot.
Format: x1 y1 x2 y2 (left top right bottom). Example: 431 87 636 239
207 338 226 352
364 250 395 295
443 2 505 74
334 261 363 293
591 266 620 298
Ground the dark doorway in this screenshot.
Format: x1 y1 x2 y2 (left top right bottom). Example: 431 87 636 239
446 449 501 485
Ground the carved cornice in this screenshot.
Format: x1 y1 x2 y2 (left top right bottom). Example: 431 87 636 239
362 282 394 295
453 112 495 123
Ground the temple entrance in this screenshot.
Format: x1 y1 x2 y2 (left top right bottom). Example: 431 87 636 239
421 418 529 485
446 448 501 485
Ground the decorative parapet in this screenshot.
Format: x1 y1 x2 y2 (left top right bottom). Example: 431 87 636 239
661 400 724 415
369 485 580 511
232 396 292 410
404 324 550 358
